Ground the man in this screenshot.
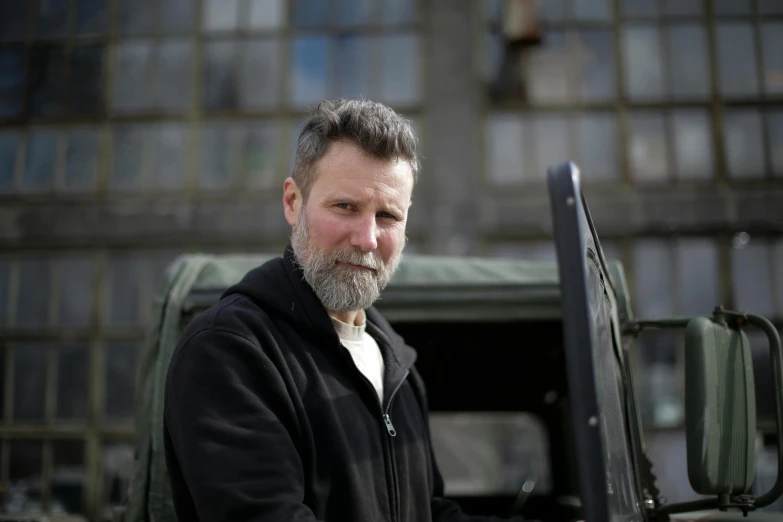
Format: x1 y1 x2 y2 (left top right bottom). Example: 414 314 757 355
164 100 533 521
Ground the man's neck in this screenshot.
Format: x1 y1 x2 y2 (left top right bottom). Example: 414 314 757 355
328 309 365 326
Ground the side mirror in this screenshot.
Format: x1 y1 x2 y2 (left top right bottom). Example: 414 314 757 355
684 317 756 496
630 309 783 516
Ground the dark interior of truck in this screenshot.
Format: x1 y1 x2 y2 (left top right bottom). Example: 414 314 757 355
391 320 583 522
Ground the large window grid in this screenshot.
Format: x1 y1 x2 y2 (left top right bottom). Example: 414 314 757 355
0 0 426 519
480 0 783 186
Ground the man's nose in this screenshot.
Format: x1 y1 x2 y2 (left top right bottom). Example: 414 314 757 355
350 213 378 252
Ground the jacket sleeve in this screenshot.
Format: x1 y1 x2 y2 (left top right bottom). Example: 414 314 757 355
164 328 323 522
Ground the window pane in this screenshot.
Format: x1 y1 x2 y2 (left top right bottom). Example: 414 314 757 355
242 122 278 189
574 0 612 20
539 0 565 21
200 122 237 189
623 26 665 100
527 31 571 105
336 35 372 100
69 44 105 115
761 23 783 96
36 0 69 38
633 240 674 317
107 255 141 326
105 343 137 419
338 0 375 25
28 46 67 117
10 440 43 483
578 113 619 180
759 0 783 14
17 259 51 327
203 0 239 31
0 50 25 118
248 0 286 29
59 257 94 326
0 3 28 42
161 0 195 32
203 40 239 110
76 0 109 35
380 33 420 106
111 125 145 191
118 0 156 35
0 259 9 327
0 132 19 191
64 128 99 191
724 110 765 179
769 111 783 177
53 440 86 514
533 114 569 179
576 30 616 102
623 0 659 17
732 241 775 317
677 239 718 315
714 0 752 14
668 24 709 99
294 0 328 26
102 443 134 508
57 344 89 419
156 40 192 111
23 131 57 192
629 112 669 181
13 345 47 420
291 36 328 106
240 39 280 109
664 0 703 16
487 114 525 184
671 110 713 179
717 23 759 97
150 123 187 190
382 0 415 24
430 412 552 495
113 42 153 112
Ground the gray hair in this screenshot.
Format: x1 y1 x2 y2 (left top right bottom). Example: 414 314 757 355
292 99 420 201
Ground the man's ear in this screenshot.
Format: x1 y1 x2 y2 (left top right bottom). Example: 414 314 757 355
283 177 302 227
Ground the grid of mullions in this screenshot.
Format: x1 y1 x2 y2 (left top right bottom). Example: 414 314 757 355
482 0 783 184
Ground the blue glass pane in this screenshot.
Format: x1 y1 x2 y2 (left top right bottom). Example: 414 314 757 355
69 45 105 115
294 0 328 27
291 36 328 106
382 0 415 24
574 0 613 20
111 125 144 191
242 122 278 188
200 123 235 189
76 0 108 35
113 41 153 112
203 0 239 31
28 46 67 117
248 0 286 29
724 110 765 179
623 25 665 100
0 50 26 119
576 30 616 102
0 133 19 192
23 132 57 192
668 24 710 99
65 128 99 191
0 3 28 42
761 23 783 96
0 259 9 326
769 111 783 177
36 0 69 38
337 0 375 25
105 343 137 419
107 255 141 325
58 257 95 327
240 39 279 109
623 0 660 17
57 345 89 419
157 40 192 111
150 124 187 190
13 345 47 420
336 36 372 99
118 0 156 35
717 23 759 97
380 33 420 106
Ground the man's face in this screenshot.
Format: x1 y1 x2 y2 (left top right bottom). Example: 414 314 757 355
289 140 413 313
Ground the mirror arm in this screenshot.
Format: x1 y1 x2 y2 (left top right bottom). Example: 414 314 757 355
719 310 783 509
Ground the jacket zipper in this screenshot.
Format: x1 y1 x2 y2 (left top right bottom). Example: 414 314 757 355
383 370 409 522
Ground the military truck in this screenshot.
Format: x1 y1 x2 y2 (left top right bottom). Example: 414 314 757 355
125 163 782 522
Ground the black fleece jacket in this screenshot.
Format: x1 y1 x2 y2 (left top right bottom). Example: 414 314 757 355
164 247 526 522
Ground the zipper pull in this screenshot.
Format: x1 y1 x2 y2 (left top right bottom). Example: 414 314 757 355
383 414 397 437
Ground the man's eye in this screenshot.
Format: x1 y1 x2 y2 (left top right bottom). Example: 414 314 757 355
336 203 351 210
378 212 397 220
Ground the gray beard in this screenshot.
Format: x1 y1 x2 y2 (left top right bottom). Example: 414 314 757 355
290 209 403 313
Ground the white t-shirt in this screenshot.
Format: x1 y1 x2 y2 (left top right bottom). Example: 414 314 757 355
330 314 385 405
